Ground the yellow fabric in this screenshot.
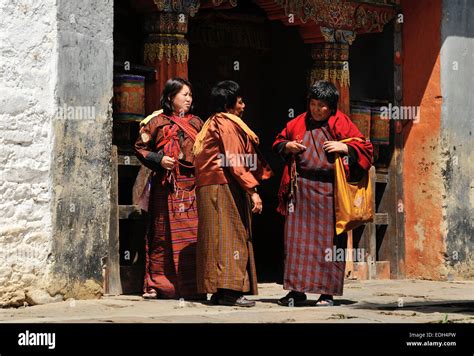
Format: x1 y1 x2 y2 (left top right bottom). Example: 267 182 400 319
193 112 259 155
140 109 164 127
334 137 374 235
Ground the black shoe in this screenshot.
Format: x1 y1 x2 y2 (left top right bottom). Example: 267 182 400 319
278 291 307 306
218 294 256 307
210 293 220 305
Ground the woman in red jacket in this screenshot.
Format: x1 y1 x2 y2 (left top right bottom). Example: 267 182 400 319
135 77 204 300
273 81 373 307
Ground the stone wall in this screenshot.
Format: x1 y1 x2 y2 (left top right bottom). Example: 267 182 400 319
47 0 113 301
0 0 114 307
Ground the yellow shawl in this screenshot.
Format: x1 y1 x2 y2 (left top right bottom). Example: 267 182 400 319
193 112 259 155
140 109 164 127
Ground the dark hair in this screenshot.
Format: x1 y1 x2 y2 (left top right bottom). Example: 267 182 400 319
160 77 193 116
209 80 242 113
307 81 339 115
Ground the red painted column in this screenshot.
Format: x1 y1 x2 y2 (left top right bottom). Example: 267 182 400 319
143 12 189 114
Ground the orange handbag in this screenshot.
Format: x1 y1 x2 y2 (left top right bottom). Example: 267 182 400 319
334 138 374 235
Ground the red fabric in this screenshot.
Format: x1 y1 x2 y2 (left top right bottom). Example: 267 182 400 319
144 173 202 298
168 115 198 142
160 114 200 180
160 114 199 158
273 110 373 215
162 124 181 159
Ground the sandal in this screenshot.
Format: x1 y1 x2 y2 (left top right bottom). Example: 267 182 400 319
315 294 334 307
142 290 158 299
315 299 334 307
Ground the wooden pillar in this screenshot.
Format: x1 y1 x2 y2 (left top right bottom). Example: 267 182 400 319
143 12 189 114
309 41 351 115
107 145 122 295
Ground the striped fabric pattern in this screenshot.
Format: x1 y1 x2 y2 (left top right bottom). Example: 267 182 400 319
284 120 347 296
144 172 201 298
196 182 258 295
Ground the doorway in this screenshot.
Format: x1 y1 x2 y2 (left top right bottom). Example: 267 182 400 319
188 0 311 282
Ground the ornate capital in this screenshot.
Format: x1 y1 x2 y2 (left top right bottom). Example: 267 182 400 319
321 27 356 44
144 34 189 64
311 42 349 61
144 12 188 35
153 0 200 16
143 12 190 65
310 43 350 87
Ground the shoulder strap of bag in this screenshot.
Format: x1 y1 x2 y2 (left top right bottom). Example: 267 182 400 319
339 137 365 144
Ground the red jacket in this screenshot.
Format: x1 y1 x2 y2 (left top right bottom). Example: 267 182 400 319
272 110 373 215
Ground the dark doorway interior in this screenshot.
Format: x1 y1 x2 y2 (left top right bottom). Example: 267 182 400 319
112 0 147 295
188 0 311 282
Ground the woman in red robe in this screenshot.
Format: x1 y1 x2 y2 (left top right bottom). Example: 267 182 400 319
135 77 204 300
273 81 373 306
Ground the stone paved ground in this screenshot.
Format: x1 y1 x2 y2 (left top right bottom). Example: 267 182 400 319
0 280 472 323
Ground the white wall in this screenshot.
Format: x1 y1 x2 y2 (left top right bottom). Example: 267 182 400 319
0 0 114 307
0 0 58 306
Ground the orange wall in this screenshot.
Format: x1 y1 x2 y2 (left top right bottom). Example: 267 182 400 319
401 0 445 279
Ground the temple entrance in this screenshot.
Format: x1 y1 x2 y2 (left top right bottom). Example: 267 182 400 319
188 0 310 281
110 0 403 295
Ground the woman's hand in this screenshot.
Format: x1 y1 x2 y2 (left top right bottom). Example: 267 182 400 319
160 155 176 170
284 140 307 154
249 192 263 214
323 141 348 154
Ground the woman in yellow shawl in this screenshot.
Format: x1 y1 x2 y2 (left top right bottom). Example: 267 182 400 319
193 81 272 307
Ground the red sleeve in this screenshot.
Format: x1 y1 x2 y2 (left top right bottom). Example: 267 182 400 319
134 118 165 172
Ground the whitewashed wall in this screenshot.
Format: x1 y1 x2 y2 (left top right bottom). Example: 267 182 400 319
0 0 114 307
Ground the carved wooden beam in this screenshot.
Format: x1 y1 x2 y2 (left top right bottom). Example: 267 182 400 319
254 0 398 43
